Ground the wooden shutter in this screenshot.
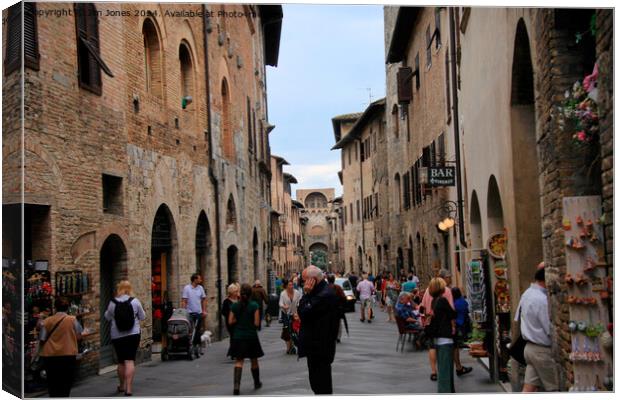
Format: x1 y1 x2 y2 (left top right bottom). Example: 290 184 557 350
4 3 21 75
24 2 40 70
438 133 446 164
397 67 413 104
431 140 436 166
425 26 432 67
414 53 420 89
75 3 113 94
434 8 441 49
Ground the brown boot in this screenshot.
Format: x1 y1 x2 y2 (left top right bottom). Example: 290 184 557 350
233 367 242 395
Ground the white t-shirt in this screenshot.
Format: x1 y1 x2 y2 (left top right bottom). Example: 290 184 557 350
182 284 206 314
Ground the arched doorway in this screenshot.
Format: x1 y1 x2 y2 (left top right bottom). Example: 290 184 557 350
252 229 259 281
310 242 329 270
100 234 127 368
377 245 382 270
510 20 543 292
195 211 211 286
151 204 178 344
397 247 404 274
487 176 504 233
408 236 414 273
357 246 363 273
227 245 238 285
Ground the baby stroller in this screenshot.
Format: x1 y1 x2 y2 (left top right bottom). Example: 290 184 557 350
161 308 199 361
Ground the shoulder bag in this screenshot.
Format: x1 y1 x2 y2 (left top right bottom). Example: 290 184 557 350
508 307 527 366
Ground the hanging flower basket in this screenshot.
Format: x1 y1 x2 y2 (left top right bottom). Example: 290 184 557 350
559 64 600 149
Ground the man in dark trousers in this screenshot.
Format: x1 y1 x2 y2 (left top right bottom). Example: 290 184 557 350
298 266 340 394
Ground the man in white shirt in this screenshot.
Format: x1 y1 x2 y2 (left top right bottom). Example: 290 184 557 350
181 273 207 355
515 263 558 392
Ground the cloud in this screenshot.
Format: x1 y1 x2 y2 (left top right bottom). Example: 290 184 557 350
286 162 343 197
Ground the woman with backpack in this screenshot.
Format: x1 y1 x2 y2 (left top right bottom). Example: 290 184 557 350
104 280 146 396
228 283 264 395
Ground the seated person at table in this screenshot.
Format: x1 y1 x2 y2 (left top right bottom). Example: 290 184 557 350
395 292 422 330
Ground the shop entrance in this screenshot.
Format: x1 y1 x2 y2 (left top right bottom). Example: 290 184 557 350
151 205 177 346
99 235 127 368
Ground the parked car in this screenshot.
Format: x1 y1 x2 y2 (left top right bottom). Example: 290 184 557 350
334 278 356 312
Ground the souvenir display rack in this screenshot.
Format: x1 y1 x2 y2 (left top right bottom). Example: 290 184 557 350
24 266 53 386
562 196 613 391
2 258 22 395
466 253 498 381
485 231 512 382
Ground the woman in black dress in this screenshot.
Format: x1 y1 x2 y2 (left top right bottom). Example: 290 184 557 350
221 283 240 358
228 283 264 395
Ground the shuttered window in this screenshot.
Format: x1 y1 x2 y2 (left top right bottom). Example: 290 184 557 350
425 25 432 68
414 53 420 90
5 2 40 75
438 133 446 164
75 3 113 95
434 8 442 49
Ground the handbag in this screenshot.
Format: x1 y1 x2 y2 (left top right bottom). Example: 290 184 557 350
508 307 527 366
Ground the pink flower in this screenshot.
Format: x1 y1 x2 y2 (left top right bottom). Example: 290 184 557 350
576 131 587 142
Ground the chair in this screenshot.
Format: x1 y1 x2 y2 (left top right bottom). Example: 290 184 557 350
395 316 421 352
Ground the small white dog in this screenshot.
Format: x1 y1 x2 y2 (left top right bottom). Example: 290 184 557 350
200 330 212 349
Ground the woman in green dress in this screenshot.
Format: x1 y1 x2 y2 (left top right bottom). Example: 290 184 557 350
228 283 264 395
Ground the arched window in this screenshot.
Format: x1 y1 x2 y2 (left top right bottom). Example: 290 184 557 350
179 42 194 108
225 195 237 229
143 18 162 98
221 79 235 160
305 192 328 209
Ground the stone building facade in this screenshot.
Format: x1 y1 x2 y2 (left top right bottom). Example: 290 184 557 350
383 7 459 287
3 2 282 378
296 188 336 271
332 98 386 276
270 155 305 278
381 5 614 390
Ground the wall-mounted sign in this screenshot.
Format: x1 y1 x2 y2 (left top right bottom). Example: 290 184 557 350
428 166 456 186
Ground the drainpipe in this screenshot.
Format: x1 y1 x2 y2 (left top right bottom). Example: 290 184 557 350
449 7 467 248
203 5 223 340
358 138 366 273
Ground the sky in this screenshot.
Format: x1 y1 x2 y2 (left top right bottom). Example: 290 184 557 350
266 4 386 198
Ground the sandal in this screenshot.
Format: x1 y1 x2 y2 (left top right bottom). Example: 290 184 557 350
117 386 125 393
430 373 437 381
456 366 473 376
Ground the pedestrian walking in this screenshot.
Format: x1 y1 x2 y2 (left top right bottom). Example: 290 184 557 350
39 297 83 397
298 266 340 394
384 273 400 322
221 283 240 358
348 271 359 299
425 277 456 393
515 263 559 392
251 280 268 330
375 272 385 310
279 279 301 354
104 280 146 396
181 273 207 356
421 270 454 381
452 287 473 376
327 274 347 342
228 283 264 395
356 273 375 322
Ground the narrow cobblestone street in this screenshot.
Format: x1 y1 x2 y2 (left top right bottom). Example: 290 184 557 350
71 306 502 396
